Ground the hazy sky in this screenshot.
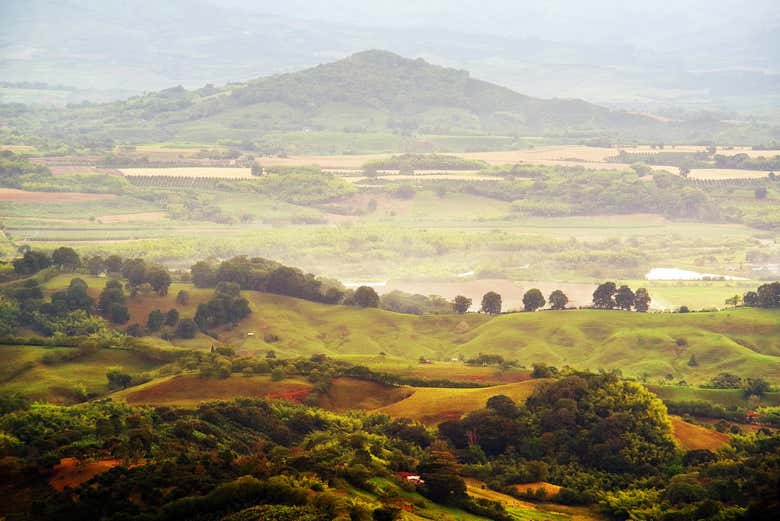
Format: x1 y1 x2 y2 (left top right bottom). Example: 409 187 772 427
215 0 779 53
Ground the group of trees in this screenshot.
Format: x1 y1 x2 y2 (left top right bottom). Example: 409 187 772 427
451 288 570 315
11 246 83 276
190 256 381 309
592 282 651 311
194 282 251 331
743 282 780 308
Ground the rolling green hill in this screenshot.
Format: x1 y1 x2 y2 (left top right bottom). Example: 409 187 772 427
5 50 677 148
34 274 780 385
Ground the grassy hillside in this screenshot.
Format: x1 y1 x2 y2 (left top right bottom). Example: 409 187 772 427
377 380 544 425
0 344 165 403
35 274 780 384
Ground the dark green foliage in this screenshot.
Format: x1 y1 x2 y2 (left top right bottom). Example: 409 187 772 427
175 318 198 338
51 247 80 271
418 444 467 503
12 250 51 275
48 278 94 314
634 288 651 312
548 289 568 310
146 264 172 296
146 309 165 332
614 285 635 311
106 368 132 390
592 282 617 309
481 291 501 315
522 288 545 312
452 295 472 313
351 286 379 308
194 284 251 330
165 308 180 326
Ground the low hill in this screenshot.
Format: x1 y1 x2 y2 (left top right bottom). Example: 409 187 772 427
5 50 680 147
37 274 780 385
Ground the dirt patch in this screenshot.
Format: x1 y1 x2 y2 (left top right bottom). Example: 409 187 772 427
123 375 314 406
0 188 117 202
318 377 413 411
670 416 731 451
49 457 139 491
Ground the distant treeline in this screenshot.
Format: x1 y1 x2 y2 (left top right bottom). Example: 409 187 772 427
363 153 487 171
608 149 780 171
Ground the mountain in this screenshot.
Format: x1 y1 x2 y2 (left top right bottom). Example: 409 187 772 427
1 0 778 113
5 50 708 149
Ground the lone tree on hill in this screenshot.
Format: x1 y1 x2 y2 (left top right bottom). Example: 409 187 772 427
548 289 569 310
481 291 502 315
452 295 472 314
592 282 617 309
634 287 652 312
614 285 636 311
353 286 380 308
522 288 545 312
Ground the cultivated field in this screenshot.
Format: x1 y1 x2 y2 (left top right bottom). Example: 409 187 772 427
0 188 118 202
119 167 253 178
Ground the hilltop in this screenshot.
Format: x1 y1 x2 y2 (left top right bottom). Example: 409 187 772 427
4 50 716 148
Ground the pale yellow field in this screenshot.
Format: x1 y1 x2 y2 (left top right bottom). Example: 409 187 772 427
120 167 253 178
377 379 545 425
688 168 771 180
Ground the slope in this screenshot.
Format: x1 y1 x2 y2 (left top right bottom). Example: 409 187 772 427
5 50 666 146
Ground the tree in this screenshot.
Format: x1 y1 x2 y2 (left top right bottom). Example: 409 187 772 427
614 285 635 311
481 292 502 315
743 290 759 307
592 282 617 309
353 286 379 308
106 368 132 390
548 289 568 310
191 261 217 288
486 395 519 417
634 288 651 312
175 318 198 339
105 254 123 273
146 309 165 332
107 302 130 324
522 288 545 312
85 255 106 276
756 282 780 308
50 278 94 313
51 247 80 271
679 166 690 178
146 265 171 296
452 295 472 314
13 250 51 275
121 258 147 290
418 441 467 504
176 290 190 305
755 187 768 200
98 280 126 319
250 163 263 176
743 378 771 398
165 308 180 326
